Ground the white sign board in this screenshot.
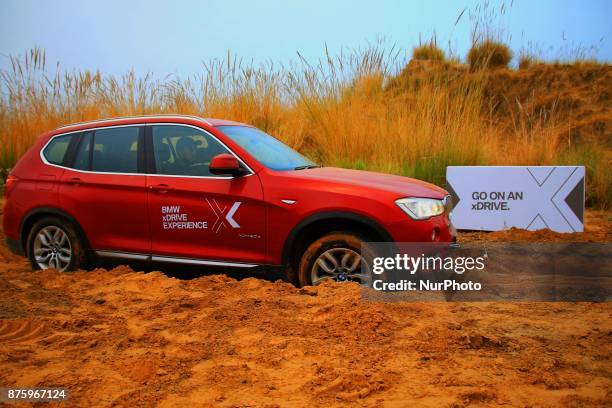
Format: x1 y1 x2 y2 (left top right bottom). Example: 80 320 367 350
446 166 585 233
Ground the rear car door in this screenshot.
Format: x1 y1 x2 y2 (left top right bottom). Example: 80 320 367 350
145 124 266 265
58 125 150 256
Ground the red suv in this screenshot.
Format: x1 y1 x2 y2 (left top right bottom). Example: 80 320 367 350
4 115 455 286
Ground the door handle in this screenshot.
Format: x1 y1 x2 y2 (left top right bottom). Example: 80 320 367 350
69 177 82 185
149 183 171 193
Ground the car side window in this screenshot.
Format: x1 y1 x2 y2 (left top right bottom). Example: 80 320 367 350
90 127 140 173
43 134 73 165
72 132 92 171
152 125 231 177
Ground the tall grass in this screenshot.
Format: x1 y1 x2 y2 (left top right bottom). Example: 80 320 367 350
0 46 609 209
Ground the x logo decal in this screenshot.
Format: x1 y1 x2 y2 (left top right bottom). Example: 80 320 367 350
206 198 241 233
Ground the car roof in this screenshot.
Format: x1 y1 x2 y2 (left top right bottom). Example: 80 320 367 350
52 114 252 134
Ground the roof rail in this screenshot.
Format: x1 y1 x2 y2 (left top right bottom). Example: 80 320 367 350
54 114 212 130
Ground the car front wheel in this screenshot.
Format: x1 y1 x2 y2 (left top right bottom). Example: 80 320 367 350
298 232 374 287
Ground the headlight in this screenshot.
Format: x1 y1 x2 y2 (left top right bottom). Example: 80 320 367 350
395 197 446 220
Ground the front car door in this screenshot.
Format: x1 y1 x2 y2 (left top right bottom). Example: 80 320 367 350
145 123 266 265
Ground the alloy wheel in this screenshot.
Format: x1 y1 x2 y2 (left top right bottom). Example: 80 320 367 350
33 226 72 271
310 247 371 285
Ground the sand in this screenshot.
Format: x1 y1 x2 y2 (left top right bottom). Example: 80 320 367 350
0 210 610 407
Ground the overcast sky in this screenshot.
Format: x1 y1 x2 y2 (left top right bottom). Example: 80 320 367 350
1 0 610 77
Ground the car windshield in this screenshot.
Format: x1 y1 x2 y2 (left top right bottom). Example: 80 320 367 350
217 125 317 171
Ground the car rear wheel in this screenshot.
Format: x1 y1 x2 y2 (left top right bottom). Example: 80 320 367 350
298 232 374 287
26 217 85 272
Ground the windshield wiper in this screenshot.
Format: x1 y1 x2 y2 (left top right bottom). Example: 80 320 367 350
293 164 321 170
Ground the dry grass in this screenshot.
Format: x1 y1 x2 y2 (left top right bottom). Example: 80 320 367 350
0 46 610 208
412 38 446 62
468 40 513 69
517 53 543 70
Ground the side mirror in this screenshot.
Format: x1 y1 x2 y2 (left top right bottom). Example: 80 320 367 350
209 153 244 176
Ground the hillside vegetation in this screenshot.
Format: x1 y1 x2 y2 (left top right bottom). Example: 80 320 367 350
0 47 610 208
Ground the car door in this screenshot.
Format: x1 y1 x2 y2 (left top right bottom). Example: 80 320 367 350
145 124 266 265
58 126 150 256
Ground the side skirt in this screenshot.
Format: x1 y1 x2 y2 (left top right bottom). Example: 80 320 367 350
95 250 259 269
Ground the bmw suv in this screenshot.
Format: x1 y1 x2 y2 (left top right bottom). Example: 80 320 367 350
3 115 455 286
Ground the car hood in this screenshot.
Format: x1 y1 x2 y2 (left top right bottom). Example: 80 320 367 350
287 167 448 199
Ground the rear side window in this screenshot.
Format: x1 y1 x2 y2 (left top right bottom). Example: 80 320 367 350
73 132 92 171
43 134 73 165
92 127 140 173
70 127 140 173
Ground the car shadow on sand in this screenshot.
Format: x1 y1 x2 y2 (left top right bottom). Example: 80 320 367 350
96 259 288 283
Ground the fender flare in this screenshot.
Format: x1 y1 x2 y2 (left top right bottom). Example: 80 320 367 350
19 207 91 254
281 211 394 267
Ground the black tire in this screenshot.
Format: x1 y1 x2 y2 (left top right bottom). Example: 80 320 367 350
297 231 376 287
26 216 86 272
